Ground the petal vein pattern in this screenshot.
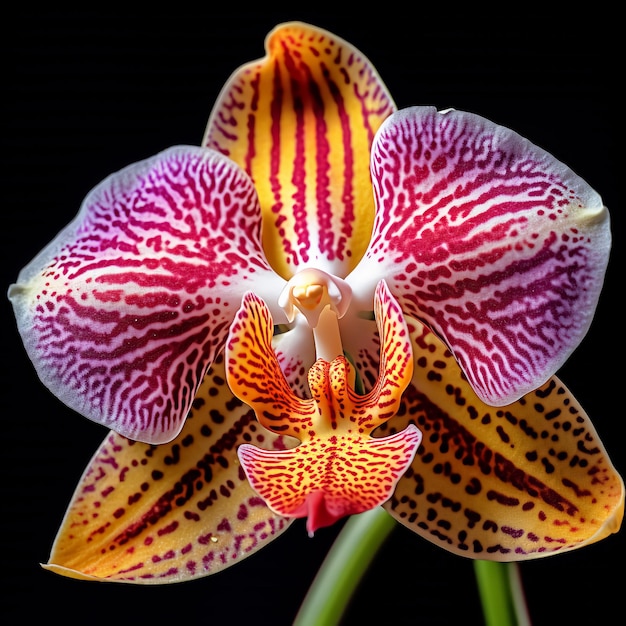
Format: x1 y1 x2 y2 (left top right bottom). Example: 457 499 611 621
8 146 286 443
204 21 396 278
349 106 611 405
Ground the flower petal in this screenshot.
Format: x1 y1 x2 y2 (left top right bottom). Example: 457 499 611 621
348 106 611 405
226 291 315 439
8 146 286 443
380 315 624 559
238 425 420 536
226 282 421 534
43 354 294 583
204 22 395 278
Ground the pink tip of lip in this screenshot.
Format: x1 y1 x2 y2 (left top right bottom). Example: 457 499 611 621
292 490 347 537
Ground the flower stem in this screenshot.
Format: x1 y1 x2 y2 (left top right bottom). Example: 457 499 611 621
293 507 396 626
473 560 532 626
294 507 533 626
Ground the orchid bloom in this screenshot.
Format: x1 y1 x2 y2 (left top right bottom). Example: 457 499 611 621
8 22 623 584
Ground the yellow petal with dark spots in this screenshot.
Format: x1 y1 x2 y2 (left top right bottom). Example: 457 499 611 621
44 353 295 583
204 22 395 278
380 315 624 560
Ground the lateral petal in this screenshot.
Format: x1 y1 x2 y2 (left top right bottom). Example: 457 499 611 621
349 106 611 406
8 146 286 443
43 354 295 583
204 22 395 278
380 316 624 559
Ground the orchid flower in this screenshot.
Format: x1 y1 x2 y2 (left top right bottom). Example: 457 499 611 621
8 22 623 585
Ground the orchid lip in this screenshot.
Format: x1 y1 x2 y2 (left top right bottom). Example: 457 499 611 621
228 281 420 534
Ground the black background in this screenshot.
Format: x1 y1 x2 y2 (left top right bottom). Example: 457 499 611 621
1 8 622 625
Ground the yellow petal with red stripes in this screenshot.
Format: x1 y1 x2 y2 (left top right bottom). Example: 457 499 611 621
204 22 396 278
380 316 624 560
44 353 295 583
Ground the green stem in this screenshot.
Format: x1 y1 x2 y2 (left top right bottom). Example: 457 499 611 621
473 560 532 626
293 507 396 626
294 507 533 626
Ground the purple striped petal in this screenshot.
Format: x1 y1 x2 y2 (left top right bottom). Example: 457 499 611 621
8 146 286 443
347 107 610 405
